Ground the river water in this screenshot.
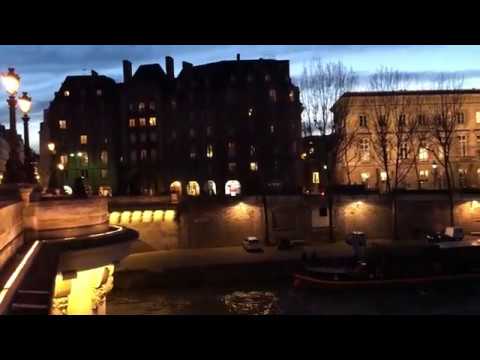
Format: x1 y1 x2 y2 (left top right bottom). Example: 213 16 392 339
107 280 480 315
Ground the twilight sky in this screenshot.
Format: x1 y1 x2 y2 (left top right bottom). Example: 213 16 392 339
1 45 480 152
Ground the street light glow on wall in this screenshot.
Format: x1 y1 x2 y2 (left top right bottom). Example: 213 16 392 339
0 68 20 95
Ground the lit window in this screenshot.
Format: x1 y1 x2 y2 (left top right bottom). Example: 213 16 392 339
190 146 197 159
476 112 480 124
228 162 237 172
360 138 370 161
129 118 136 127
189 128 195 138
96 89 102 96
265 74 271 82
149 117 157 126
438 146 444 160
130 151 137 163
270 124 275 133
419 147 428 161
140 149 147 160
101 169 108 178
455 112 465 124
225 180 241 197
140 133 147 143
130 134 136 144
380 171 387 182
206 126 213 136
138 102 145 111
400 142 408 159
361 172 370 183
139 118 146 127
59 120 67 129
128 103 134 111
207 144 214 158
269 89 277 102
309 147 314 155
248 108 253 117
228 142 236 158
60 154 68 166
250 162 258 172
187 181 200 196
80 135 87 144
312 171 320 184
150 133 157 142
419 169 429 179
101 150 108 164
250 145 256 156
289 90 295 102
149 101 156 110
458 135 468 157
64 90 70 97
151 149 157 161
80 153 89 166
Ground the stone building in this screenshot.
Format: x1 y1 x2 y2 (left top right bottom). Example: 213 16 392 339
332 90 480 191
41 55 303 197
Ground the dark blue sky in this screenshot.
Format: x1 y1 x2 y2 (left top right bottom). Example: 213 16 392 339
1 45 480 151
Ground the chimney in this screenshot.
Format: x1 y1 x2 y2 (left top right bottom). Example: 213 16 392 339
166 56 174 80
123 60 132 82
91 70 98 77
236 53 240 61
182 61 193 70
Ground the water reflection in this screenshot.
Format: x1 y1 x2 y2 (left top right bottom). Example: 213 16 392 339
222 291 280 315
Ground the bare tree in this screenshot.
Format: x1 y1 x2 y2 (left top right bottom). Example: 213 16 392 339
299 58 359 241
425 73 465 226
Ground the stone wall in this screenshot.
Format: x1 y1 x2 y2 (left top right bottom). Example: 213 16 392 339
0 201 24 271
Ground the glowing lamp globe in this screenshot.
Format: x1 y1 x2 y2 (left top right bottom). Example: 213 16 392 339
1 68 20 95
18 92 32 114
57 163 64 171
48 142 55 152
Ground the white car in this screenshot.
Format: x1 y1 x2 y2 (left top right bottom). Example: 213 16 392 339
243 237 262 252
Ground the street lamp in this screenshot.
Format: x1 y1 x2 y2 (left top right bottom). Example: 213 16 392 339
432 160 438 189
47 141 59 193
1 68 25 184
18 92 35 183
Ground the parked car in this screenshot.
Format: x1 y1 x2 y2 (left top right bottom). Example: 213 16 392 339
243 237 262 252
426 227 464 244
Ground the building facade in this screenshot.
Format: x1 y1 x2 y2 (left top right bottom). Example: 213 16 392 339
41 55 303 197
333 90 480 191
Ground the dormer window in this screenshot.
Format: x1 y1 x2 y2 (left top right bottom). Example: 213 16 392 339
138 102 145 112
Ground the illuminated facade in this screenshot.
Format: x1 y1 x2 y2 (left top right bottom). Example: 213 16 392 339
333 90 480 191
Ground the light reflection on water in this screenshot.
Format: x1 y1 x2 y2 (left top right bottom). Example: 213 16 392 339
107 281 480 315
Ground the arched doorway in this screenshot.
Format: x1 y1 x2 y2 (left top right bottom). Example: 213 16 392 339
225 180 241 197
204 180 217 196
187 181 200 196
170 181 182 196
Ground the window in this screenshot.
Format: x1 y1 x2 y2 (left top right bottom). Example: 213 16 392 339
138 102 145 111
80 153 89 166
247 74 254 83
419 169 429 179
227 142 236 158
455 112 465 124
130 151 137 163
149 117 157 126
477 136 480 156
418 114 427 126
379 115 387 127
187 181 200 196
59 120 67 129
96 89 102 96
360 138 370 161
171 100 177 109
380 171 387 182
140 133 147 143
400 142 408 160
149 101 156 110
150 133 157 142
419 147 428 161
309 147 314 155
128 103 134 111
359 115 368 127
459 135 468 157
100 150 108 164
312 171 320 184
206 126 213 136
476 112 480 124
289 90 295 102
270 124 275 134
228 162 237 172
80 135 87 144
361 172 370 183
398 114 406 126
190 146 197 159
130 134 136 144
151 149 157 161
206 144 213 158
269 89 277 102
250 145 256 157
140 149 147 160
189 128 196 138
225 180 241 197
60 154 68 166
139 118 146 127
248 108 253 117
438 145 444 160
250 162 258 172
64 90 70 97
101 169 108 178
129 118 136 127
265 74 271 82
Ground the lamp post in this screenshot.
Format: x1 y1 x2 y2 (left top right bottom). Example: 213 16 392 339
47 142 59 193
432 160 438 189
18 92 35 184
1 68 25 184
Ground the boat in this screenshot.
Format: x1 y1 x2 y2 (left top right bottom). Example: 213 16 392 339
293 239 480 290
